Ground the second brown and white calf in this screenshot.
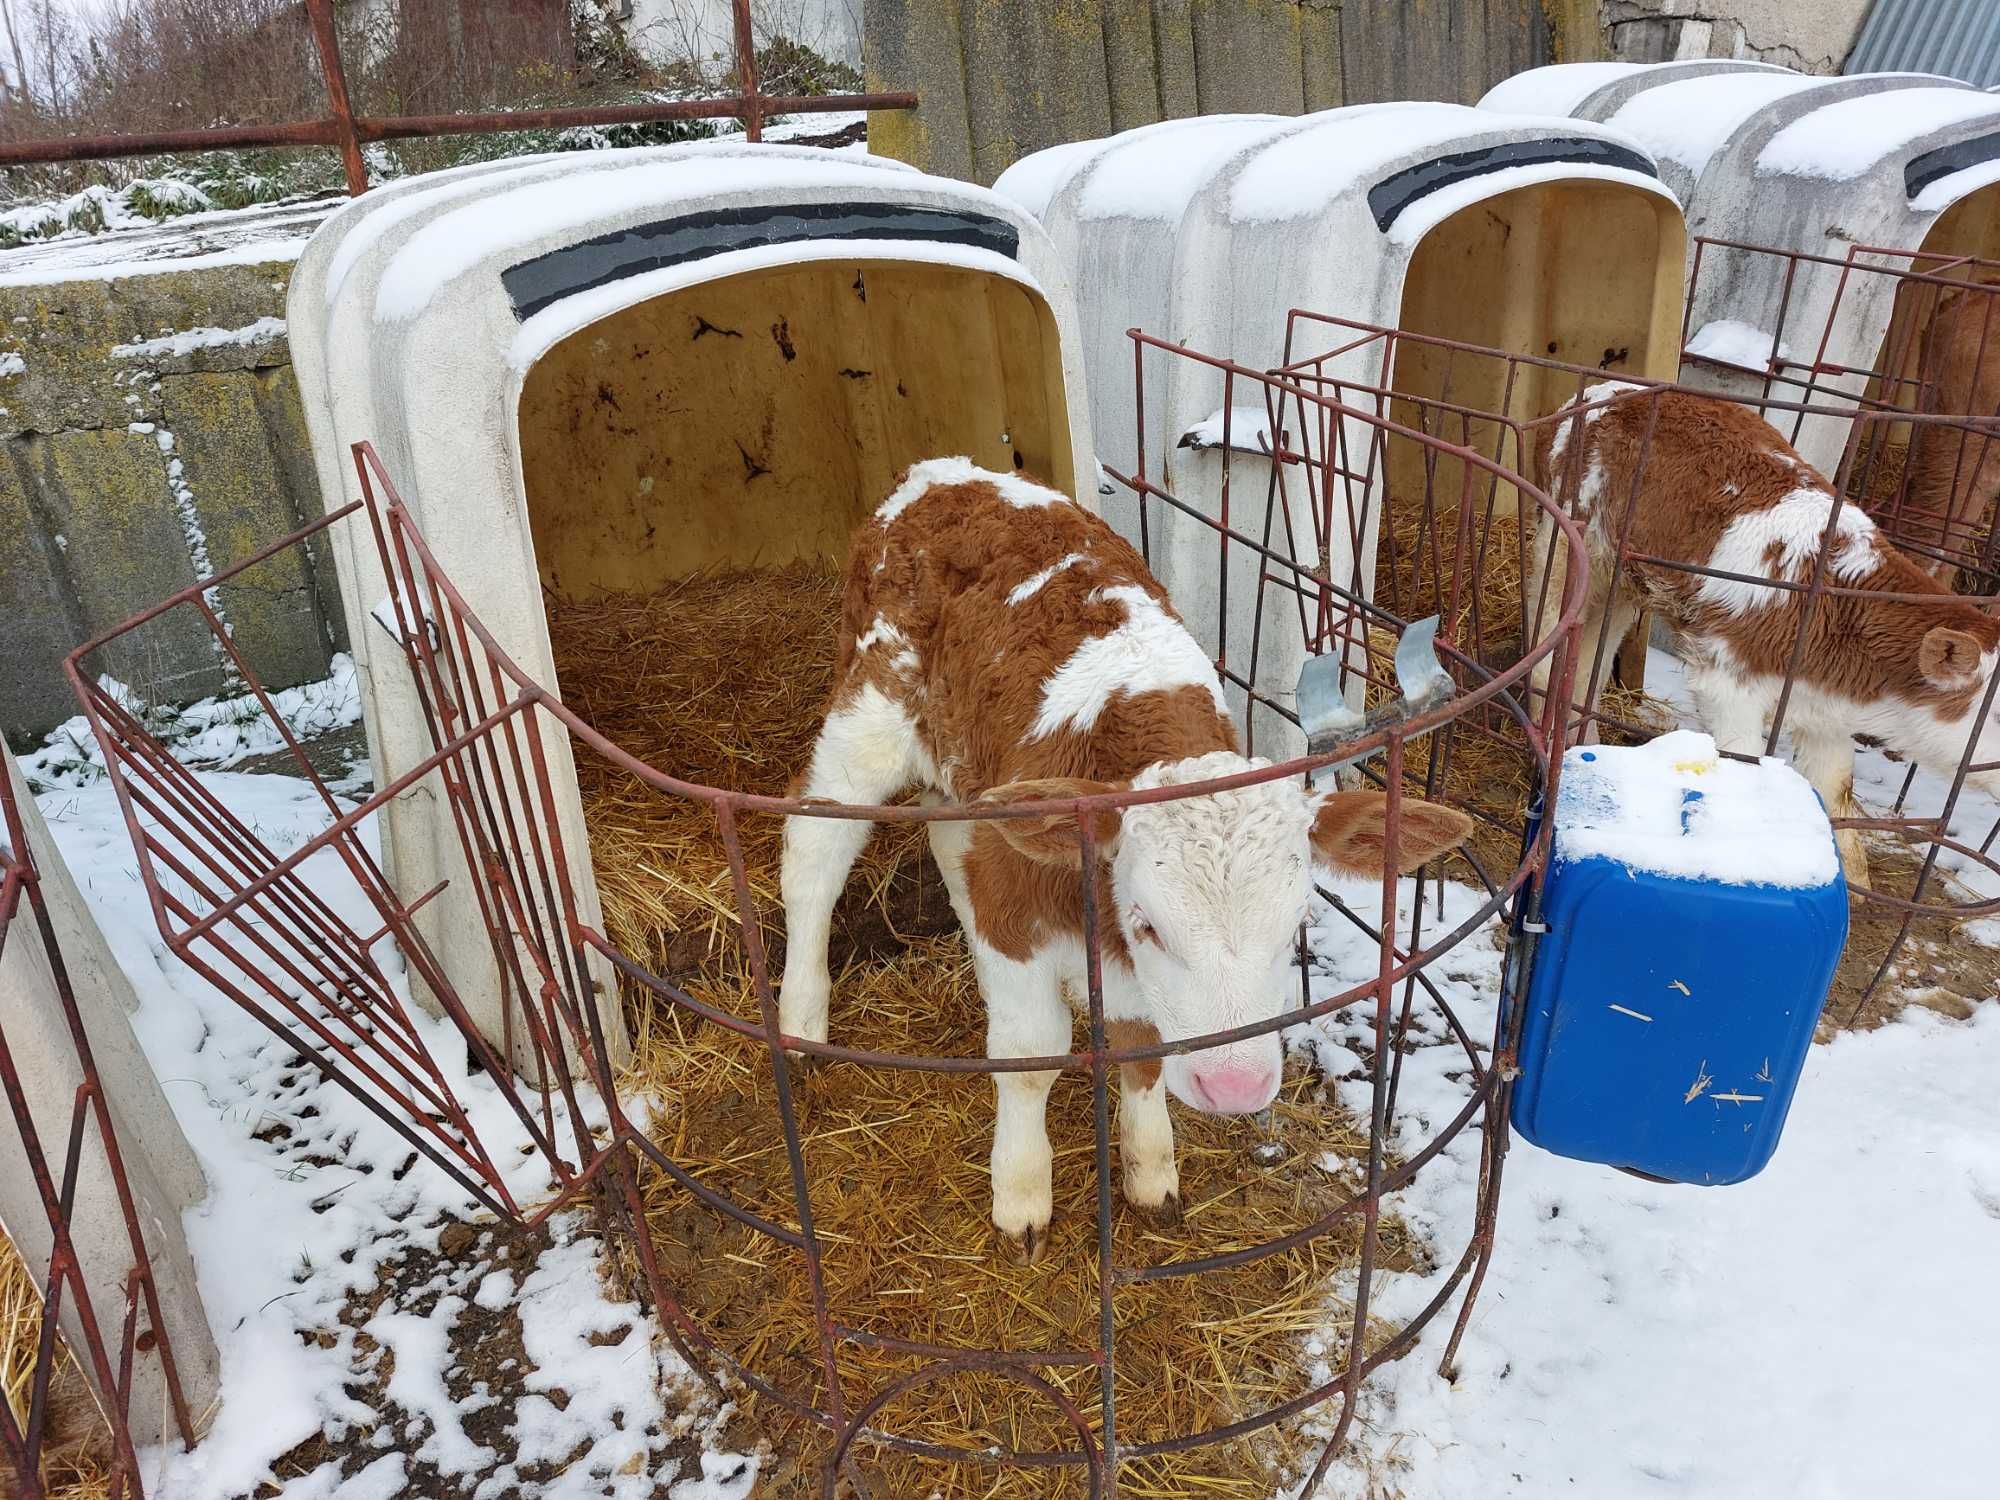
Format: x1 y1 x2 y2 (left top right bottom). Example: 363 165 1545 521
1532 386 2000 887
779 458 1472 1260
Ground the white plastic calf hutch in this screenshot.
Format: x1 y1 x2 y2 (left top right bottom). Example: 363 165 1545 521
288 143 1096 1072
995 104 1686 751
1671 82 2000 469
1483 61 1967 213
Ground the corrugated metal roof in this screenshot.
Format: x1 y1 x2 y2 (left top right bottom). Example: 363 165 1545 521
1847 0 2000 87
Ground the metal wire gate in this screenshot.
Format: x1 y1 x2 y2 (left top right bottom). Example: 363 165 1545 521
0 766 200 1499
1278 311 2000 1027
57 338 1589 1493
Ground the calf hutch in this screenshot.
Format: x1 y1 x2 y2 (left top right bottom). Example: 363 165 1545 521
996 103 1685 745
168 140 1582 1492
1668 79 2000 476
287 143 1097 1074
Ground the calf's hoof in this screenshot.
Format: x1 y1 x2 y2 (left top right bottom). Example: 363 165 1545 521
1126 1190 1182 1230
997 1219 1051 1266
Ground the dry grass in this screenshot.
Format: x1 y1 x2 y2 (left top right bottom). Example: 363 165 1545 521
1 1233 117 1500
1825 836 2000 1032
547 570 1425 1496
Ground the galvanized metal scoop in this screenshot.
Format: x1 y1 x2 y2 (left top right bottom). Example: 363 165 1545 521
1296 615 1454 766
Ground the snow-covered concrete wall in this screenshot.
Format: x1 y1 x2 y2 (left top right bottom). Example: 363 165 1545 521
0 203 347 738
1 747 220 1445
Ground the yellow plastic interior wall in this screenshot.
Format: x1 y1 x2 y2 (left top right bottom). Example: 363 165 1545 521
1387 178 1687 516
516 258 1074 600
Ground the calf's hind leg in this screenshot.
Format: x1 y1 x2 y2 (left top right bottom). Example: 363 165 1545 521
1790 724 1871 891
778 684 920 1048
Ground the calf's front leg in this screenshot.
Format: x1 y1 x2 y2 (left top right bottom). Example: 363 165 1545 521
779 683 919 1048
976 941 1072 1264
1106 1020 1180 1225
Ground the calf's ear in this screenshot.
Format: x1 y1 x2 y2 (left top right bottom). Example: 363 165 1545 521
979 778 1123 866
1311 790 1473 876
1919 625 1985 691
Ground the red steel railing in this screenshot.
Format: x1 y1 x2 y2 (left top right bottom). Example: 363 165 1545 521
0 0 916 195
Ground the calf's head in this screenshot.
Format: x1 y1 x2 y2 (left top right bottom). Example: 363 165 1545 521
982 752 1474 1116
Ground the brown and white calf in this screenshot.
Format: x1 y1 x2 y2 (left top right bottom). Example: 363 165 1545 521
1531 385 2000 888
779 457 1472 1260
1903 275 2000 580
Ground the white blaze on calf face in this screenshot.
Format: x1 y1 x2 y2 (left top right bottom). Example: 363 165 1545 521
1111 752 1310 1115
1697 487 1881 616
1029 585 1231 740
1101 754 1476 1117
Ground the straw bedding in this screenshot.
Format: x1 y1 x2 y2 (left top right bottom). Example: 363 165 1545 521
1 1232 115 1500
547 568 1428 1496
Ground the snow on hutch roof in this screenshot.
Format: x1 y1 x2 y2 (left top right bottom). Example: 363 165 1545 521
1481 62 1976 212
1000 102 1669 240
1478 59 1788 118
1756 84 2000 180
1604 71 1826 198
995 102 1672 391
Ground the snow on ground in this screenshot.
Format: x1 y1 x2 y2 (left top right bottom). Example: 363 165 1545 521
0 199 333 287
34 767 749 1498
1316 995 2000 1500
23 656 363 792
22 636 1999 1498
1299 650 2000 1500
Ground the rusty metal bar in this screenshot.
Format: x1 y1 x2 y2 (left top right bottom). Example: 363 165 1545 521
303 0 366 195
0 0 915 189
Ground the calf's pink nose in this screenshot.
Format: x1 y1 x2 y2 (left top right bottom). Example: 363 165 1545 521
1188 1061 1277 1115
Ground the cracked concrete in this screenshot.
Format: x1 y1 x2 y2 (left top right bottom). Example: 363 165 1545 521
1602 0 1872 74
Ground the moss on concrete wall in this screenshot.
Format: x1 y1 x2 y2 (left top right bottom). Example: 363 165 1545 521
0 259 345 740
864 0 1562 183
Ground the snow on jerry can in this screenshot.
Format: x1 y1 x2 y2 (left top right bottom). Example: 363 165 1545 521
1511 731 1848 1185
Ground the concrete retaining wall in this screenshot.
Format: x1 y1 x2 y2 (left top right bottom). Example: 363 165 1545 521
864 0 1568 183
1 228 346 742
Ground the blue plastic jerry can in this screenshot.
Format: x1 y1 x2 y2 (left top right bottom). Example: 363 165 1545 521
1510 730 1848 1185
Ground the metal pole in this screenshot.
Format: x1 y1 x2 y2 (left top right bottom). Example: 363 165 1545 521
733 0 765 143
304 0 368 195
